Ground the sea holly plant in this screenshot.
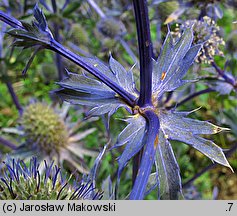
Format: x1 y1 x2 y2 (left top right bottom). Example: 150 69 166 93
0 1 233 200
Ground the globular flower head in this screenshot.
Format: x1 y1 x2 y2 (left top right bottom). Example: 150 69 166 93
173 16 225 64
21 102 69 157
0 157 103 200
97 17 126 38
14 102 98 174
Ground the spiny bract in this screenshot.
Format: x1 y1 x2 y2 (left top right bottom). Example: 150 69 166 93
57 28 232 199
0 157 103 200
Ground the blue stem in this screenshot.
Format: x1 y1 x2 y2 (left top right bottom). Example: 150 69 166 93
0 11 23 29
133 0 153 107
0 137 17 150
49 40 137 107
0 10 137 107
211 61 237 89
130 110 160 200
6 81 23 116
51 0 65 80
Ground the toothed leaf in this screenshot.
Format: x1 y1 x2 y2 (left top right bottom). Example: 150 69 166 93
109 55 136 95
206 78 234 95
6 4 52 49
153 29 201 97
33 4 48 31
81 56 138 96
159 110 232 169
116 115 146 147
57 56 138 117
57 71 114 96
56 88 124 117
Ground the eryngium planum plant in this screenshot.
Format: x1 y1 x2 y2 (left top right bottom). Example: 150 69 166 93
0 1 233 200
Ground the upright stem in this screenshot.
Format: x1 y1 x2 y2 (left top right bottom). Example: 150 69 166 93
132 0 153 189
133 0 153 107
130 110 160 199
51 0 65 80
51 0 57 13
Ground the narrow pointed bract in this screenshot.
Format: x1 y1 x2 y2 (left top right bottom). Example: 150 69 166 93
116 115 147 179
153 29 202 98
56 55 139 118
0 157 103 200
159 110 232 170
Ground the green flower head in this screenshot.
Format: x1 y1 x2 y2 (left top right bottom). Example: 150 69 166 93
0 157 103 200
14 102 98 174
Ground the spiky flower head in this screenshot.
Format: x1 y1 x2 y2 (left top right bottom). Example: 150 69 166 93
21 102 69 157
173 16 225 64
14 102 98 174
97 17 126 38
0 157 103 200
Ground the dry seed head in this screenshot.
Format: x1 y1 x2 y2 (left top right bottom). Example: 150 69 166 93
173 16 225 64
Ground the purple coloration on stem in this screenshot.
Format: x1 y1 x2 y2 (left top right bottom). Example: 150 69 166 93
130 110 160 200
167 88 215 109
0 10 136 106
51 0 65 80
6 82 23 116
0 137 17 150
49 40 137 107
133 0 153 107
211 61 237 89
0 11 23 29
